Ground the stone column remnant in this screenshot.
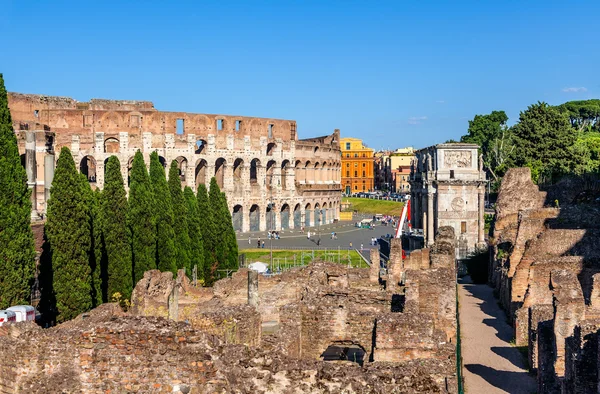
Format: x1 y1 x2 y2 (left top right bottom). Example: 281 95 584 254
168 283 179 321
369 248 380 283
248 270 259 307
25 131 38 218
478 187 485 244
427 191 434 246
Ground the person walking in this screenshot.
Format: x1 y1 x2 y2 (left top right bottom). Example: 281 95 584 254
349 241 353 250
360 243 364 251
257 238 261 248
261 240 265 248
248 237 251 245
307 231 311 240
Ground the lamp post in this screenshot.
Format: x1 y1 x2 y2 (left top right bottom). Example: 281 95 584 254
268 202 274 268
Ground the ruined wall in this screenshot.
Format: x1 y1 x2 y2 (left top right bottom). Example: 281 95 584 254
8 92 342 229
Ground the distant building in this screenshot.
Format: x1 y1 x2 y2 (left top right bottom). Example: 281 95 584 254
409 143 486 257
393 165 411 193
374 151 392 191
340 137 374 194
390 147 415 193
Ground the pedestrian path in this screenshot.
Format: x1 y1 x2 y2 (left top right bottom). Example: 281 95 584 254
458 277 537 394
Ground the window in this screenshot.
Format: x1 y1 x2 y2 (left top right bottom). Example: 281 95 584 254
217 119 223 131
235 120 241 131
354 171 357 177
268 124 274 138
345 142 351 150
450 170 455 179
176 119 184 135
346 171 350 177
130 115 140 127
362 171 365 177
354 153 358 158
34 110 39 118
461 221 467 234
83 115 93 127
362 185 366 191
362 163 366 167
346 163 350 167
354 163 358 167
362 153 366 157
346 153 350 158
354 185 358 190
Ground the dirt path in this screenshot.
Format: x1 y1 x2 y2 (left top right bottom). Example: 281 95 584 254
458 277 537 394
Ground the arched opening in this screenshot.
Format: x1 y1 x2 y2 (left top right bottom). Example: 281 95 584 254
321 343 366 366
322 162 328 183
305 203 312 227
250 158 260 184
80 155 97 183
195 159 207 186
314 203 321 227
175 156 188 184
314 162 321 183
304 161 312 184
20 154 26 169
266 203 274 231
266 142 276 156
127 157 134 186
281 160 290 190
314 146 319 154
104 138 120 153
215 158 226 189
322 202 328 224
195 139 207 154
294 160 303 184
158 155 167 168
232 205 243 232
280 204 290 230
293 203 302 228
266 160 276 190
249 204 260 232
233 158 244 194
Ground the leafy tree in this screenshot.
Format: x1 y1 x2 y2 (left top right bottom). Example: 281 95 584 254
218 191 238 271
558 99 600 132
168 160 191 274
0 73 35 308
184 186 205 283
45 147 92 322
127 151 156 285
208 178 227 280
149 152 176 274
80 174 101 308
100 156 133 299
460 110 514 184
197 183 216 285
511 102 579 183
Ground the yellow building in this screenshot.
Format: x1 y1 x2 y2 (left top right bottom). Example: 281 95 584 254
340 137 374 194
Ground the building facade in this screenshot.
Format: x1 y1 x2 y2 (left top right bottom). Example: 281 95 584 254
390 147 415 193
373 151 392 191
9 92 342 233
409 143 486 257
340 137 374 194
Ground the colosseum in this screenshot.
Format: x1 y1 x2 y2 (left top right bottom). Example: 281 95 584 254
8 92 342 232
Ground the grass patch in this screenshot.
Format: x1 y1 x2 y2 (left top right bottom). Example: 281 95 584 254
240 249 369 268
342 198 404 216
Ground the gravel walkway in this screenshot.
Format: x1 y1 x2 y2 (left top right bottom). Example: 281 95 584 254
459 277 537 394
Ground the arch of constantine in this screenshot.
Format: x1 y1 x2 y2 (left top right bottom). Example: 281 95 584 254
8 93 342 232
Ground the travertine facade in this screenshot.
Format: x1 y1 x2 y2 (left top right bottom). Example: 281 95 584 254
410 143 486 256
8 92 342 232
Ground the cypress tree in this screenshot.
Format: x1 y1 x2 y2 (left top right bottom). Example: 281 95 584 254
168 160 192 274
197 183 216 285
184 186 205 283
45 147 92 322
80 174 101 308
0 73 35 308
208 178 227 280
219 191 239 271
127 151 155 285
149 152 176 274
100 156 133 299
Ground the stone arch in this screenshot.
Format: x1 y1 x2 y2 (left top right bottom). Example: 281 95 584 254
232 205 243 232
195 159 208 186
157 155 167 168
281 160 290 190
280 203 290 230
104 137 119 153
266 142 276 156
266 202 275 231
314 146 319 154
250 158 261 184
314 162 321 183
249 204 260 232
266 160 277 190
314 203 321 227
80 155 97 182
233 158 244 194
305 203 312 227
215 158 226 189
293 203 302 228
175 156 188 184
304 160 312 184
195 139 207 154
322 201 329 224
127 156 135 186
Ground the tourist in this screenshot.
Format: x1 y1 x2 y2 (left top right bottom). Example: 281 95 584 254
360 243 363 251
257 238 261 248
307 231 311 240
261 240 265 248
349 242 353 250
248 237 251 245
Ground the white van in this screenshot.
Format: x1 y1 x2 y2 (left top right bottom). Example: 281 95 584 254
0 310 16 326
7 305 35 322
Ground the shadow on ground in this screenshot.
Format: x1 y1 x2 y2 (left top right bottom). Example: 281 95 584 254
464 364 535 394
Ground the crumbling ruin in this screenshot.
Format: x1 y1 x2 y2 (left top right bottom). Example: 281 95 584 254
490 167 600 393
0 229 460 393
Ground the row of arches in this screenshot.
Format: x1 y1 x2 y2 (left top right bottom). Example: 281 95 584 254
231 201 338 232
80 154 341 191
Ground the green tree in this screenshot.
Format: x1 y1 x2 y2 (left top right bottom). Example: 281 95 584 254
511 102 579 183
460 110 514 184
100 156 133 299
558 99 600 132
168 160 192 274
208 178 226 281
80 174 101 308
0 73 35 308
149 152 176 274
45 147 92 322
197 183 216 285
184 186 205 283
127 151 156 285
218 191 238 271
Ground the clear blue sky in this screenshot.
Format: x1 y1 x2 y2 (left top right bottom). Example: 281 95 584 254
1 0 598 150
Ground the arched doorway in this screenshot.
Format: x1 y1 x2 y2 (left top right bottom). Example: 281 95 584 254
304 203 312 228
293 203 301 229
195 139 207 154
266 142 276 156
294 160 302 184
195 159 207 186
266 203 274 231
280 204 290 230
80 155 97 182
304 161 311 183
104 138 119 153
266 160 276 190
127 157 134 186
175 156 188 185
249 204 260 232
215 158 226 189
233 158 244 194
281 160 290 190
322 202 327 224
321 343 366 366
158 155 167 168
314 203 321 228
232 205 243 232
